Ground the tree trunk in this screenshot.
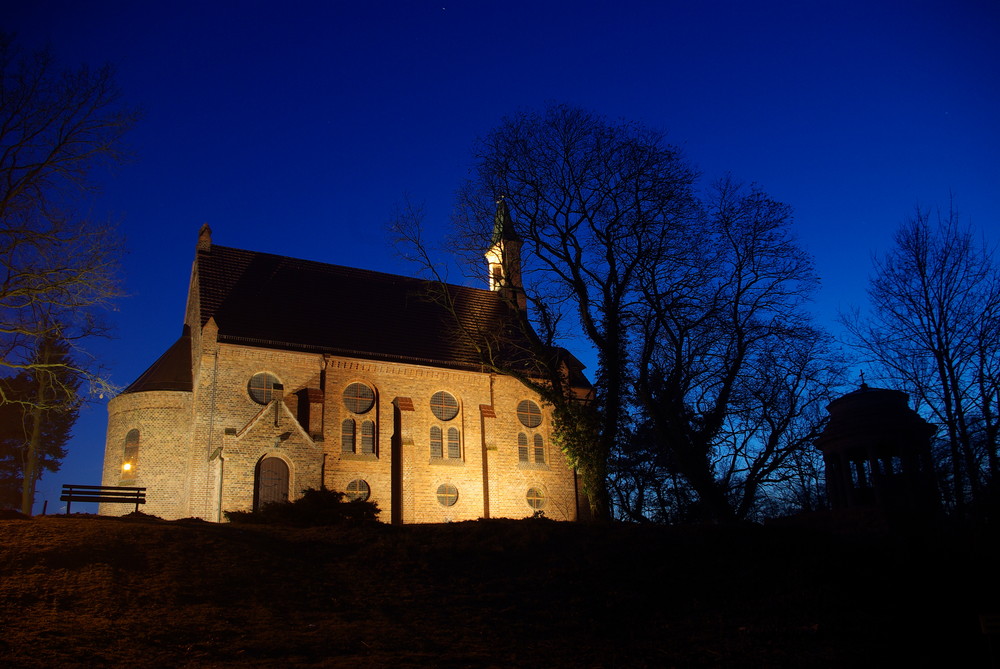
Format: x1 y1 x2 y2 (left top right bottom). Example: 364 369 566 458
581 457 610 522
20 341 52 516
20 402 44 515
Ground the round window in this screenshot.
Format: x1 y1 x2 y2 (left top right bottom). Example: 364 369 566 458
517 400 542 428
430 391 459 421
248 373 279 404
344 383 375 414
526 487 546 510
436 483 459 507
346 479 371 502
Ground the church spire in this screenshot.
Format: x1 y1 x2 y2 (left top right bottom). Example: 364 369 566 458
484 197 526 311
491 196 520 246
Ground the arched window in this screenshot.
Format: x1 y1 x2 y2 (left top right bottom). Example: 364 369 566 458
516 400 546 465
122 429 139 480
361 420 375 455
342 383 377 456
248 373 280 404
342 419 356 453
430 426 443 459
429 391 462 461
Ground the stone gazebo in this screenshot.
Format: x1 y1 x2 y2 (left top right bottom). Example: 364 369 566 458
815 384 939 518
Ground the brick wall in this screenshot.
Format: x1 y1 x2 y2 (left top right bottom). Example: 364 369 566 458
101 390 194 518
103 337 579 523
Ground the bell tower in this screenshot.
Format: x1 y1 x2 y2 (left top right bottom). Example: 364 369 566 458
484 197 526 311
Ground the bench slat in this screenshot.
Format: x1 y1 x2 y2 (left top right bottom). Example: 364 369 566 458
62 485 146 492
59 492 146 502
60 495 146 503
60 490 145 497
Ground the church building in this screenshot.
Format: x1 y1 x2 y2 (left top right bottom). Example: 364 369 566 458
101 204 590 523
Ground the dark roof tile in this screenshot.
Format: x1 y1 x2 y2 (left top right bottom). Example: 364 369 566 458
124 328 193 393
197 245 532 371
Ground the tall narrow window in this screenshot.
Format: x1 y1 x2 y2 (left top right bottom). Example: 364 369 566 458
518 433 529 462
430 426 443 458
447 427 461 459
361 420 375 455
122 429 139 480
342 419 356 453
533 434 545 464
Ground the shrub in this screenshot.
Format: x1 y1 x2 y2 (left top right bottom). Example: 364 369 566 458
224 487 380 526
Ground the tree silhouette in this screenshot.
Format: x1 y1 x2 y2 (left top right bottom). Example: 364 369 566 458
0 35 136 408
401 104 842 522
844 204 1000 514
448 104 699 520
0 337 79 512
627 178 843 522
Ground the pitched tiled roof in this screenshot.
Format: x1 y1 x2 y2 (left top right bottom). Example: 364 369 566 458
123 327 193 393
196 245 537 371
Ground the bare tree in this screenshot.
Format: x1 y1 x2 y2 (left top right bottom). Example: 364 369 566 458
633 178 844 522
392 195 604 518
0 35 136 407
0 336 80 513
843 204 1000 514
399 106 842 523
450 104 700 520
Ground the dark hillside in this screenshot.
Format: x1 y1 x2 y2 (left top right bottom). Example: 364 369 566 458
0 515 995 667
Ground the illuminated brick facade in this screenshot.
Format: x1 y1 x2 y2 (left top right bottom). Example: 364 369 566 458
102 212 589 522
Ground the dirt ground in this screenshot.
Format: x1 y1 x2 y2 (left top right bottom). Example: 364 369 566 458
0 513 995 667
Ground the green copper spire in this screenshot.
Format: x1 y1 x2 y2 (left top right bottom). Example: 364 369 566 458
491 196 520 247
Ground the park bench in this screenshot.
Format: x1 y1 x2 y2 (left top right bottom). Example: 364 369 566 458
60 484 146 514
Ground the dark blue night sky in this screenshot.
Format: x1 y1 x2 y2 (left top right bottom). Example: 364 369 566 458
7 0 999 512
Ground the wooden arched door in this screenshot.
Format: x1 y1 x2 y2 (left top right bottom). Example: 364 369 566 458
255 457 289 510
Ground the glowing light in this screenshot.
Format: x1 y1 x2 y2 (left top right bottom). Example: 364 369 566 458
122 462 132 472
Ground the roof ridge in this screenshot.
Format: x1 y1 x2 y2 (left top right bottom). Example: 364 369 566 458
207 244 491 295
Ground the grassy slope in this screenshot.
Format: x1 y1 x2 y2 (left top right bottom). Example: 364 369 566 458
0 514 995 668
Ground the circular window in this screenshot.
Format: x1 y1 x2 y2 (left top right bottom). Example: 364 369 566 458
346 479 371 502
430 391 459 421
344 383 375 414
517 400 542 428
526 488 546 509
248 373 279 404
436 483 459 507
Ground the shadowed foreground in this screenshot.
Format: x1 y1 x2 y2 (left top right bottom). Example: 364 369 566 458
0 514 995 667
